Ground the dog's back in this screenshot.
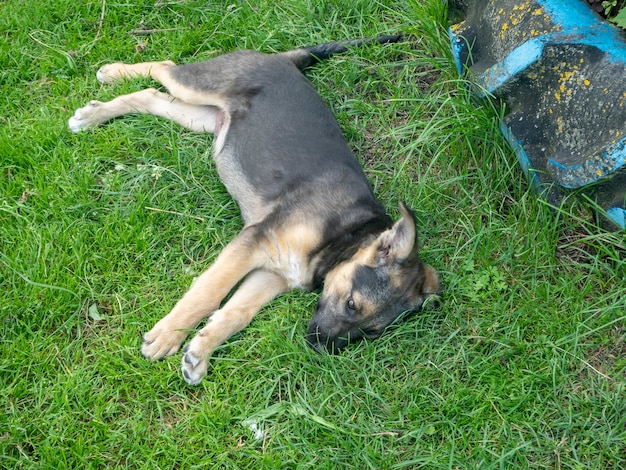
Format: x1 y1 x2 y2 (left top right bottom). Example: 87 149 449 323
169 38 399 225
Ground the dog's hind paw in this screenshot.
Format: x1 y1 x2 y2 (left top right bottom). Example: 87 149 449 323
181 345 209 386
96 61 175 84
96 63 129 84
68 100 106 133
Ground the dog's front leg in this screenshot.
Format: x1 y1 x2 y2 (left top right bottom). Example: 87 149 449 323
141 229 261 361
181 270 288 385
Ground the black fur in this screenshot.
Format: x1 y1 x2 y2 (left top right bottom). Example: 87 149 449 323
296 34 403 69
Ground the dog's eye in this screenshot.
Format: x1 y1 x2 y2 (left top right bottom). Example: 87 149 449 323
347 298 356 311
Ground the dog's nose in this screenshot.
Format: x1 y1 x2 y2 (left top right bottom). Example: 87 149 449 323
305 325 321 349
305 322 328 353
305 330 339 355
309 341 326 354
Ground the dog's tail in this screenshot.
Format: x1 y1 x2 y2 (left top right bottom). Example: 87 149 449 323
283 35 402 70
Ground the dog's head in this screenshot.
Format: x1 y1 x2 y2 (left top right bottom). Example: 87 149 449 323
306 203 440 353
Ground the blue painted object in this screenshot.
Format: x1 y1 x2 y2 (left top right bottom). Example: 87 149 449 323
449 0 626 229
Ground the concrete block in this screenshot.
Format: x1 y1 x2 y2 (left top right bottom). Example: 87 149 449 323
449 0 626 228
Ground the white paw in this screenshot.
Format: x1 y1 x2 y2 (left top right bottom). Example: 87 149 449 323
181 342 209 386
68 100 104 133
96 63 126 84
141 326 187 361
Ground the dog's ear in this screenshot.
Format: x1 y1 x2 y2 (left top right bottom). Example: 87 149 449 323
374 202 418 266
401 262 441 313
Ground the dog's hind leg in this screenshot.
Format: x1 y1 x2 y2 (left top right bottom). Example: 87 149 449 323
95 60 176 84
95 60 229 110
180 270 289 385
69 88 222 132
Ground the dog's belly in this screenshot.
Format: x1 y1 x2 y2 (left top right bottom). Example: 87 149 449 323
213 148 273 223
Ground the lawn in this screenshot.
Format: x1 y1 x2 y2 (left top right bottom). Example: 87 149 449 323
1 0 625 468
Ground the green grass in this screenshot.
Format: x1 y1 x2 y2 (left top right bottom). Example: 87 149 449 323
1 0 625 468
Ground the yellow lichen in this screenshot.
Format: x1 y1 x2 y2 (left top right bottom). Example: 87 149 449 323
450 21 465 33
500 22 509 39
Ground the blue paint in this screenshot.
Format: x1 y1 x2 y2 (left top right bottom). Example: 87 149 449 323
538 0 600 29
478 39 544 95
476 29 626 97
500 122 543 189
449 0 626 228
538 0 626 64
561 31 626 64
607 207 626 229
449 28 465 76
548 138 626 188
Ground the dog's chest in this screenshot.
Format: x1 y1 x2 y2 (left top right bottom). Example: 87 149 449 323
261 223 320 290
282 256 308 289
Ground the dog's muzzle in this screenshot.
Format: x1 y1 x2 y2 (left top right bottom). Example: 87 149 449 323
305 320 350 354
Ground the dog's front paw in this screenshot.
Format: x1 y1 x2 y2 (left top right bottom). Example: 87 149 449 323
141 326 188 361
181 343 209 386
68 100 106 132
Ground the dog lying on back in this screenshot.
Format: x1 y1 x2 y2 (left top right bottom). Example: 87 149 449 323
69 36 440 385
